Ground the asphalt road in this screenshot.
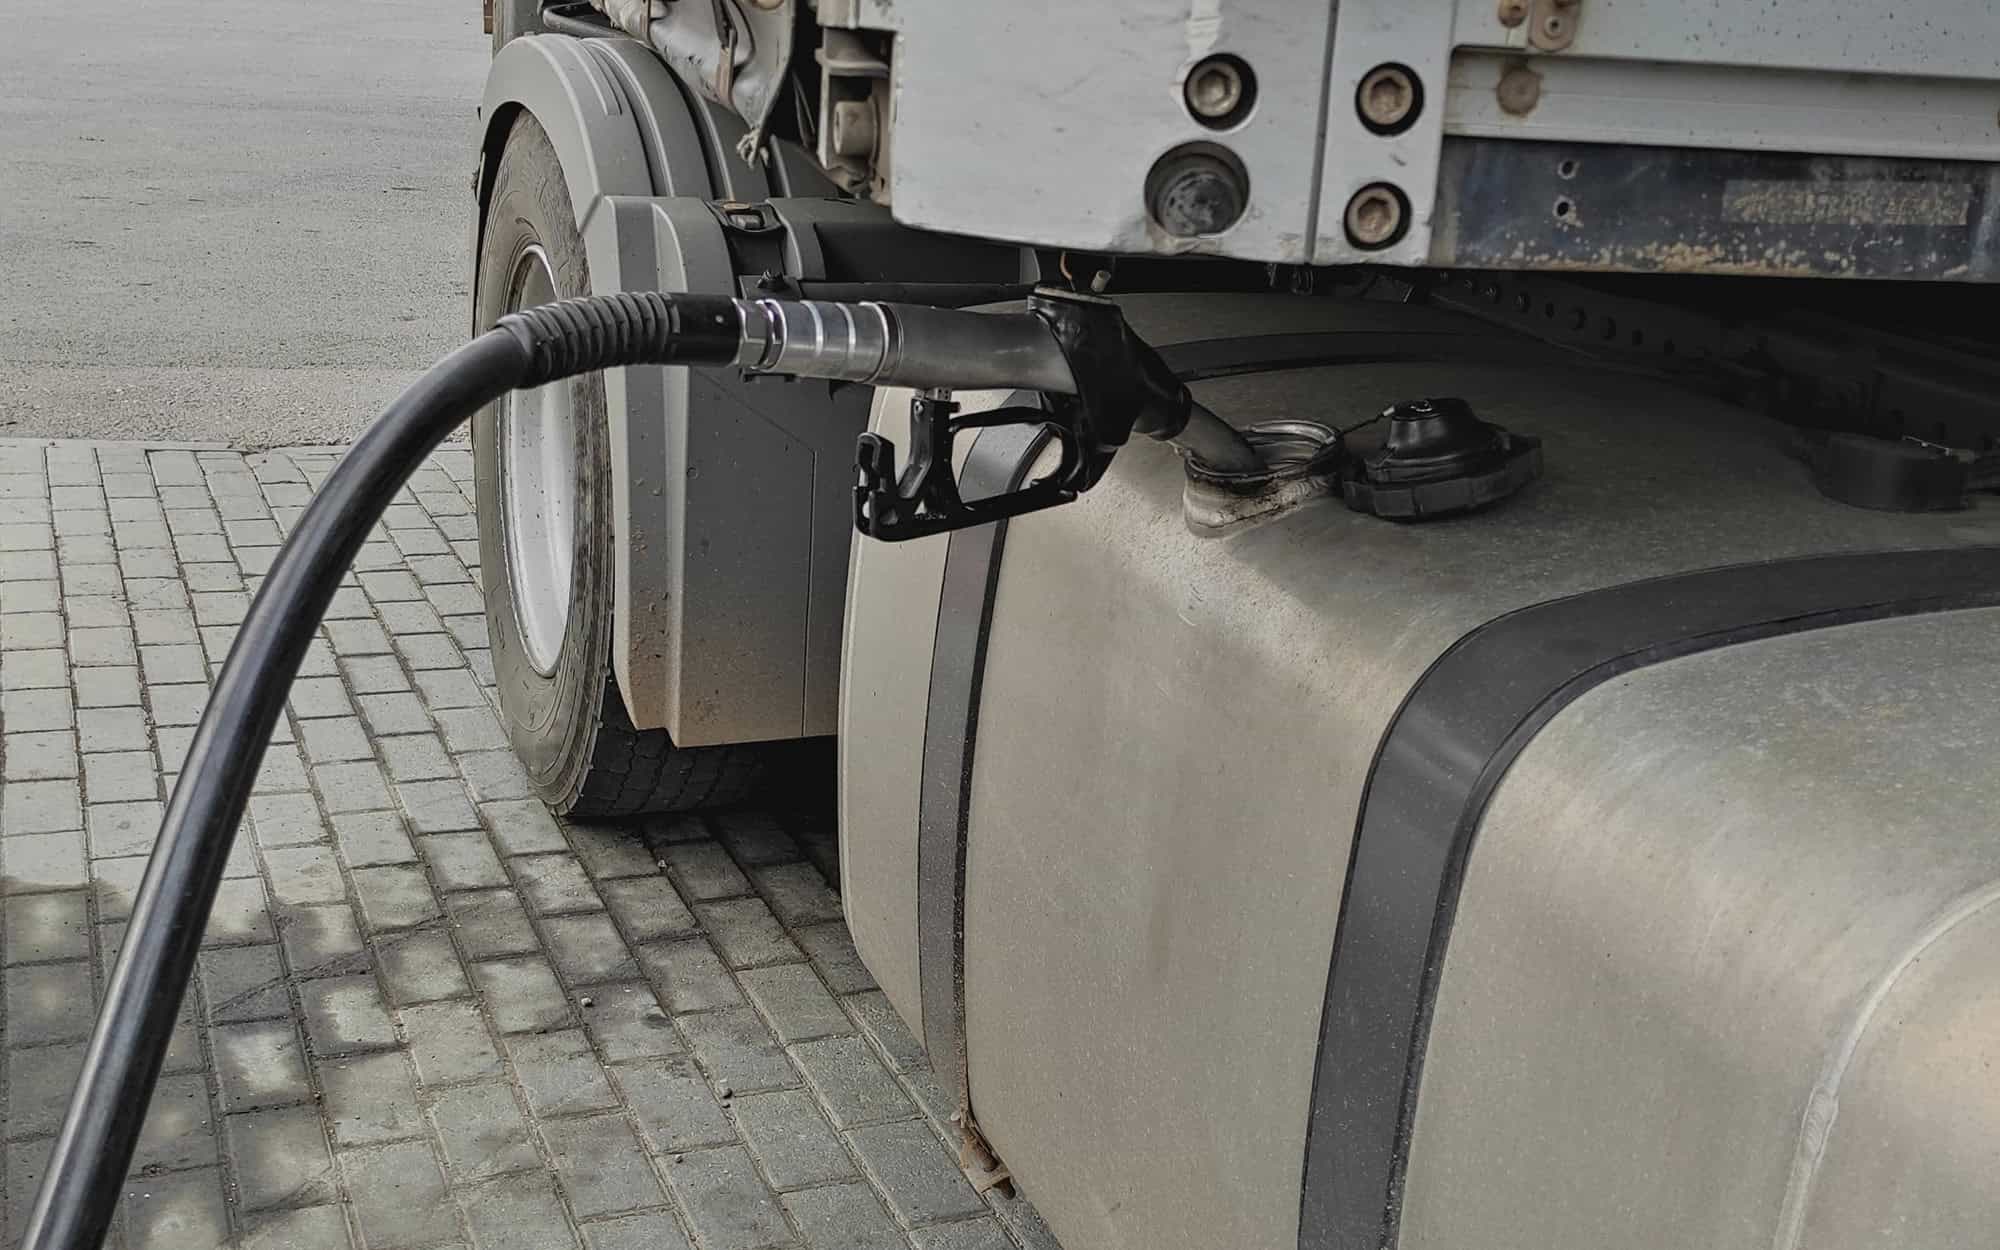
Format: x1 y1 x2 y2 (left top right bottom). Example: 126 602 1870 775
0 0 491 446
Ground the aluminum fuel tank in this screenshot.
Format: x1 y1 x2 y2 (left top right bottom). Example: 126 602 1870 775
837 293 2000 1250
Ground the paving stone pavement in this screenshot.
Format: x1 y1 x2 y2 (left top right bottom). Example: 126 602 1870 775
0 439 1061 1250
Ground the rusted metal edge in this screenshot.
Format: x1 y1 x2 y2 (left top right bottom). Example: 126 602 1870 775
1432 137 2000 282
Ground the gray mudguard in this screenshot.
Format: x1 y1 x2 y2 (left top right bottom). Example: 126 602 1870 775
476 35 865 744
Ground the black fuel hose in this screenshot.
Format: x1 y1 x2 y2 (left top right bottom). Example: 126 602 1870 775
20 292 744 1250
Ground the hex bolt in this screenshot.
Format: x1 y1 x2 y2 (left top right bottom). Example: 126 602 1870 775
1356 64 1421 134
829 99 876 158
1184 54 1256 128
1344 183 1407 249
1147 145 1250 237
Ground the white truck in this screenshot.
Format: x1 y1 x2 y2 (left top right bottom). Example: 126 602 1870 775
468 6 2000 1249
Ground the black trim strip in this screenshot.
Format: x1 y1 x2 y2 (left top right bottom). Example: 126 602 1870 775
1299 545 2000 1250
917 423 1048 1112
1155 329 1536 384
912 330 1482 1113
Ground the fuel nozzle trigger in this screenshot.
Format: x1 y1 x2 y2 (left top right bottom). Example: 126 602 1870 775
854 391 1086 541
853 289 1193 541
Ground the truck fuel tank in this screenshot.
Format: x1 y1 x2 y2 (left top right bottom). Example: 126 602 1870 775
838 292 2000 1250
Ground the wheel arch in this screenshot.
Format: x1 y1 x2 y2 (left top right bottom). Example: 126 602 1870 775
473 35 900 750
474 35 771 744
474 34 711 312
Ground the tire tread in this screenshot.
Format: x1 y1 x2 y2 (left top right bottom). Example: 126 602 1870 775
569 679 773 816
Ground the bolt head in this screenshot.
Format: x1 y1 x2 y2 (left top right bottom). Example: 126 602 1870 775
829 99 876 158
1185 60 1246 120
1497 0 1529 25
1358 66 1417 129
1344 184 1406 249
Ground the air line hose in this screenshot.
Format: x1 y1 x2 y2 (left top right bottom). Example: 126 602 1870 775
20 292 748 1250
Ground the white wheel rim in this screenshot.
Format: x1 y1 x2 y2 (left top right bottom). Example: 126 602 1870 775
498 244 576 676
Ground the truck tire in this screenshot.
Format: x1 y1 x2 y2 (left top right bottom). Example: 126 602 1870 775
490 0 540 54
473 112 774 816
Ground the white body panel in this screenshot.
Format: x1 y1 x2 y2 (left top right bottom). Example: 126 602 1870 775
832 0 2000 266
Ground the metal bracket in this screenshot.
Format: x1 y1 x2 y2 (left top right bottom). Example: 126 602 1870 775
1528 0 1579 51
707 200 783 234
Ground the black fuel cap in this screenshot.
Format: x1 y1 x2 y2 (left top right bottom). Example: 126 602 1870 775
1342 397 1543 520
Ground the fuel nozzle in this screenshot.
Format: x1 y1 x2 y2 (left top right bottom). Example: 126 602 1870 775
726 287 1261 540
850 289 1262 538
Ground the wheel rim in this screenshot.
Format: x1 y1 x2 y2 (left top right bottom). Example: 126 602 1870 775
498 243 575 676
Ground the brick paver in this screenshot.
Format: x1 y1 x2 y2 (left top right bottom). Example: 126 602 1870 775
0 439 1060 1250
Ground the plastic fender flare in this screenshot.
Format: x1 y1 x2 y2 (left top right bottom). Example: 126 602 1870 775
475 36 655 313
474 33 723 294
474 34 748 736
